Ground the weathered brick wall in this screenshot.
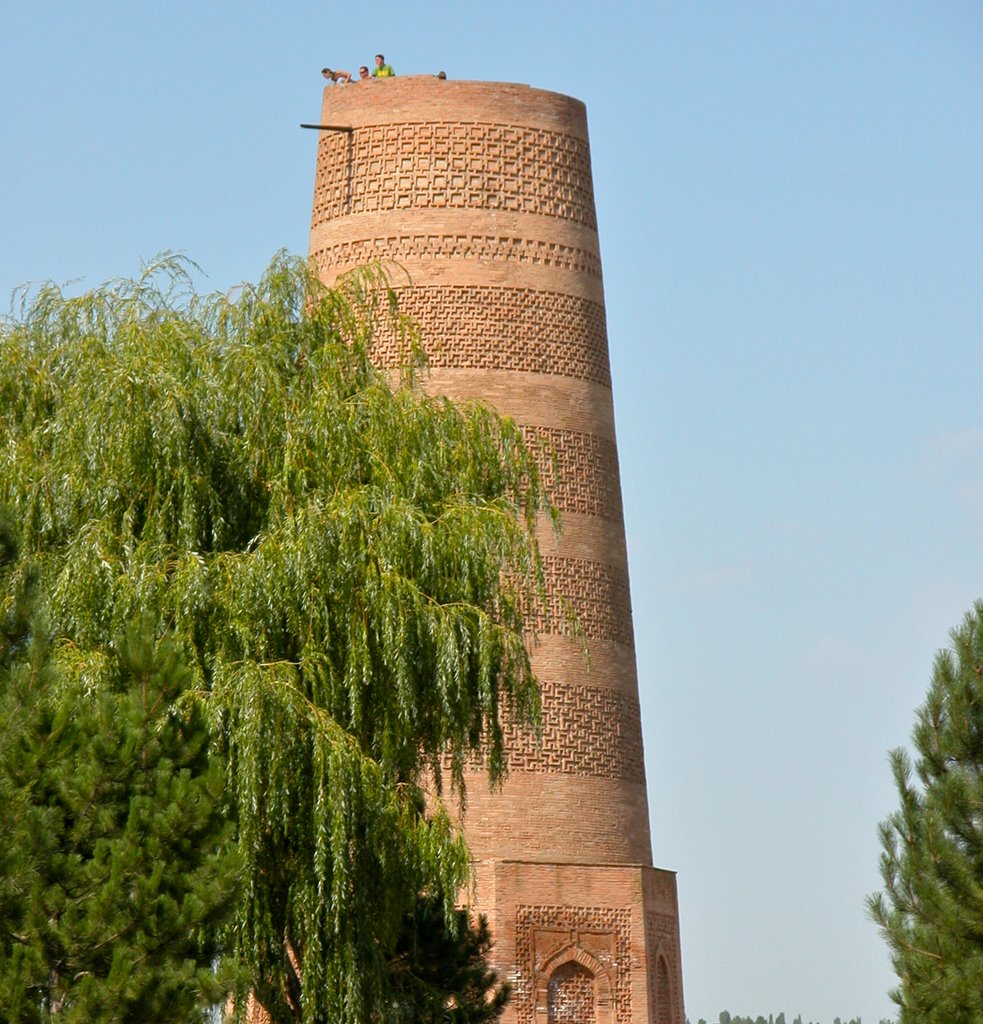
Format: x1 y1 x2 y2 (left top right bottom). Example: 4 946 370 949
310 77 685 1024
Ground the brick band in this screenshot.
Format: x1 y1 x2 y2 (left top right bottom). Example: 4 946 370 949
312 122 597 229
524 426 623 519
368 285 611 385
312 231 603 279
503 679 644 781
537 556 633 646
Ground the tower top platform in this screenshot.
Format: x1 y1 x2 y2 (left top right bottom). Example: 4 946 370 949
316 77 589 141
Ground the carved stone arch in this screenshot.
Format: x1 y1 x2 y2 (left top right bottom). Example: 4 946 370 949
533 945 614 1024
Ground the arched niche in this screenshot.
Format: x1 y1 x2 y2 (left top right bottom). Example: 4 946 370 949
533 945 614 1024
654 952 674 1024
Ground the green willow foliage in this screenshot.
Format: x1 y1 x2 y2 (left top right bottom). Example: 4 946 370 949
0 253 554 1022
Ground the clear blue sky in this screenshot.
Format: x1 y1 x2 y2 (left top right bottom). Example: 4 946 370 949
4 3 983 1022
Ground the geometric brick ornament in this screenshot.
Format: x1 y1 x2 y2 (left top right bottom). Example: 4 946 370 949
310 77 685 1024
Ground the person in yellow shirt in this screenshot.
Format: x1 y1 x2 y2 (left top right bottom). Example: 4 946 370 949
371 54 395 77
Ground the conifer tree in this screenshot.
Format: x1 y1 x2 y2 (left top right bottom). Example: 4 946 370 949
869 600 983 1023
0 254 551 1021
387 895 510 1024
0 526 238 1020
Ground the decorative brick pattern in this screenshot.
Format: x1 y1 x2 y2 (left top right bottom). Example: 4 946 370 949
312 233 603 279
312 122 597 229
515 905 632 1024
548 962 596 1024
502 679 644 781
368 286 611 386
524 427 623 519
537 556 633 646
645 915 682 1024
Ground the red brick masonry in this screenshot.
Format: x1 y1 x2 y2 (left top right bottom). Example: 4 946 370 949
310 77 685 1024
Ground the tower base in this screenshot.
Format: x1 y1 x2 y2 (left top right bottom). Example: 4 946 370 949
476 861 684 1024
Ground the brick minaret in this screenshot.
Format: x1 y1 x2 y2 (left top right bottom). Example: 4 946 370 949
310 78 684 1024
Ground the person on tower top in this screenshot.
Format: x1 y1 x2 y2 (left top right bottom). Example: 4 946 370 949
358 65 370 80
321 67 352 84
371 54 395 77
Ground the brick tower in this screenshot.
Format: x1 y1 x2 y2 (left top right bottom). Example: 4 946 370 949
309 77 684 1024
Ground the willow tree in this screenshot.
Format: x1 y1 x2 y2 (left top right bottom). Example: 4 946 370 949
0 254 552 1022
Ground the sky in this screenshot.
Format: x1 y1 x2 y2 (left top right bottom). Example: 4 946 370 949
3 3 983 1022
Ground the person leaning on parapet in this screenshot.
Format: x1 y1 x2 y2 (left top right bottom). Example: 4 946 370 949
357 65 370 81
322 67 352 84
371 54 395 77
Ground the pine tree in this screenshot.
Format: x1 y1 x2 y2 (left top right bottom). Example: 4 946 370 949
386 895 510 1024
0 519 238 1021
869 600 983 1023
0 254 552 1021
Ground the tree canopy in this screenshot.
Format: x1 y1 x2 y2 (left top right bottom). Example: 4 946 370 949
0 607 238 1022
387 895 510 1024
0 254 553 1021
868 600 983 1024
